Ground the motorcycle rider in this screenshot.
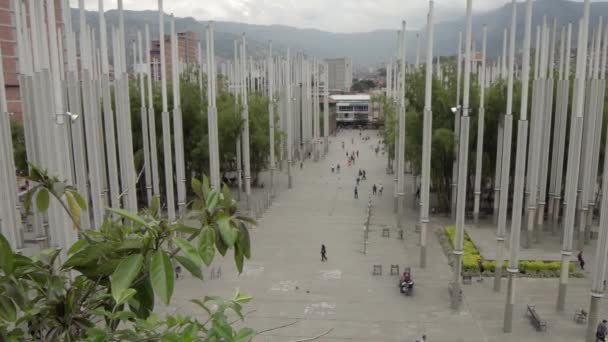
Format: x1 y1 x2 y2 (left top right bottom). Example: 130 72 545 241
400 271 414 293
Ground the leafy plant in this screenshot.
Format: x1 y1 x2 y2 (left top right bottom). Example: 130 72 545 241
443 226 575 277
0 167 256 341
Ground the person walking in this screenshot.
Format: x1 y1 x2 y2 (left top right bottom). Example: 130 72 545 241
331 164 334 173
578 250 585 270
597 319 608 341
356 177 360 186
321 244 328 262
354 187 358 199
417 335 426 342
379 183 383 196
373 184 377 195
337 164 340 173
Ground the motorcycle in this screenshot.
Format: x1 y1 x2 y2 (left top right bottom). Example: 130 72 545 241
400 280 414 296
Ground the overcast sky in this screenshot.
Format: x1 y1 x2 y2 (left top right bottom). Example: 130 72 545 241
71 0 592 33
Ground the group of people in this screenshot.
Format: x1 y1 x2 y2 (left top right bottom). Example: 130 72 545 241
354 169 369 199
372 182 383 196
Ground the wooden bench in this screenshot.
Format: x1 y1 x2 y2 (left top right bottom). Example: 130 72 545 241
382 228 390 237
372 265 382 276
390 264 400 276
526 304 547 331
462 274 473 285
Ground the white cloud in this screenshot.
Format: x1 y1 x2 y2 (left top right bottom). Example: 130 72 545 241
71 0 592 33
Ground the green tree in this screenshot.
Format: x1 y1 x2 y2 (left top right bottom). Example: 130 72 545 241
0 165 256 341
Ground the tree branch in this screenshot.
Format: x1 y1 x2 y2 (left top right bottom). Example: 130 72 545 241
288 328 334 342
256 320 300 335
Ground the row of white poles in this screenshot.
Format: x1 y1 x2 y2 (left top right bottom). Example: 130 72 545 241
385 0 608 338
1 0 333 252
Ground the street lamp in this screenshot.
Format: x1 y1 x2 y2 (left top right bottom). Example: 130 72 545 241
55 111 79 125
451 105 462 114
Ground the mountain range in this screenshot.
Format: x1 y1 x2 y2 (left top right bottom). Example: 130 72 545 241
71 0 608 69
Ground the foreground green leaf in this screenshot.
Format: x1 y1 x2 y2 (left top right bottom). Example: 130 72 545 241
108 208 151 228
175 256 203 280
174 238 203 267
36 188 50 212
0 234 14 275
0 294 16 322
217 215 238 247
199 227 215 266
111 254 144 302
150 250 174 305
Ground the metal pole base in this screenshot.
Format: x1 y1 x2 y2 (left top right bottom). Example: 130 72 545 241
585 206 593 244
503 271 516 333
585 294 601 342
578 210 587 251
523 208 535 249
420 244 427 269
397 194 405 229
451 253 463 310
557 282 567 311
287 161 293 189
557 252 570 312
494 239 505 292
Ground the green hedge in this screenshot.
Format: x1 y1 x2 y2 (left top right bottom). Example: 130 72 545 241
444 226 575 276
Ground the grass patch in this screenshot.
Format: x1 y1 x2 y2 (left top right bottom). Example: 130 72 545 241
437 226 582 278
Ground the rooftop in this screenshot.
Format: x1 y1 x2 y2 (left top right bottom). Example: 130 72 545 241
329 94 370 101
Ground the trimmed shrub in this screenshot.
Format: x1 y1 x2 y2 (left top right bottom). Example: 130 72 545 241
443 226 576 277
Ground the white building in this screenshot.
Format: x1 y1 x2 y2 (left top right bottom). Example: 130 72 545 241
330 94 370 126
325 57 353 92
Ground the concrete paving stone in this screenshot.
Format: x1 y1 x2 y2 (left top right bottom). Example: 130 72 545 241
160 129 608 342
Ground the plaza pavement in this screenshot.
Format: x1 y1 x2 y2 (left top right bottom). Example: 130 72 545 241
161 129 608 342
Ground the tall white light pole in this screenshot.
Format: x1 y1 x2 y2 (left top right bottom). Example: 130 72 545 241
493 0 517 293
581 18 604 247
415 33 421 69
587 24 608 335
524 18 548 248
324 62 329 156
586 20 607 245
451 31 462 218
552 24 572 224
268 41 276 194
62 0 89 230
543 18 558 223
171 16 187 215
473 26 487 222
79 0 104 228
558 0 591 312
503 0 531 332
451 0 472 311
145 24 161 201
234 40 243 199
419 0 434 269
117 0 138 212
0 41 20 248
241 34 253 212
137 30 152 205
206 23 220 189
287 49 294 189
396 21 407 231
159 0 176 221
